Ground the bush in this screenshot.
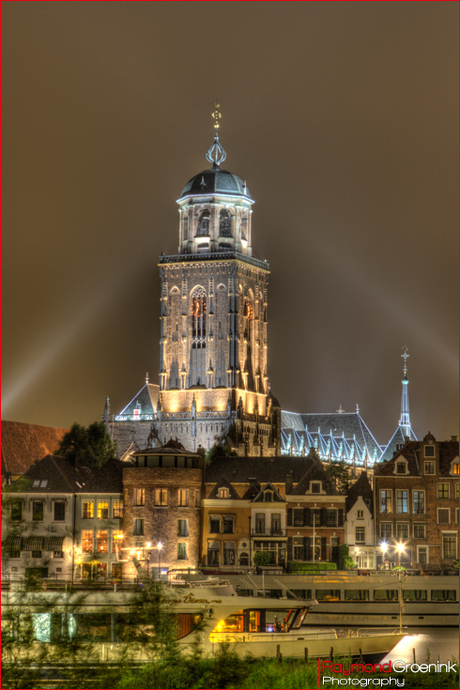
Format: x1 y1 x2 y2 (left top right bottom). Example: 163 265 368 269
287 561 337 573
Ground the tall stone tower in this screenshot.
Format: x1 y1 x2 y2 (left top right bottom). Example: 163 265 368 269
107 106 281 457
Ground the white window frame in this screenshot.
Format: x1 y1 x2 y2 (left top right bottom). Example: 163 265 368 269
424 461 435 475
437 507 451 525
424 445 435 458
396 522 409 539
437 483 450 500
412 490 425 515
416 545 429 564
441 532 458 560
394 460 408 475
413 523 426 539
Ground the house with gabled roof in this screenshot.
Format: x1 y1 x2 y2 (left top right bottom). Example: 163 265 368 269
1 454 88 582
373 432 459 568
344 471 376 569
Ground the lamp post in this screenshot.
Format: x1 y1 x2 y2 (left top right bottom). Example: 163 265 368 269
158 541 163 580
145 542 152 578
397 542 404 568
380 541 388 570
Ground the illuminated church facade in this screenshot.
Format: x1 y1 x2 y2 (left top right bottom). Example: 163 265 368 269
105 106 281 457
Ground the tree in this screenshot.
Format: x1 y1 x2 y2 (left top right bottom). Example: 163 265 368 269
324 461 350 494
253 551 272 568
205 442 237 466
55 422 117 472
338 544 355 570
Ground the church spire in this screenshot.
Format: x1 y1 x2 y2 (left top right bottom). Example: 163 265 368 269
399 346 411 438
206 101 227 167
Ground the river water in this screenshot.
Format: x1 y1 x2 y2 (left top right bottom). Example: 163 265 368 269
381 627 458 664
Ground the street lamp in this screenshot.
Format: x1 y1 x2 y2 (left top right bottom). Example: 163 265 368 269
158 541 163 580
380 541 388 569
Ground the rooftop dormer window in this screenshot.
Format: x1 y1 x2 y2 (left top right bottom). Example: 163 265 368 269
450 460 459 476
311 482 321 494
218 488 228 499
264 491 273 502
395 461 407 475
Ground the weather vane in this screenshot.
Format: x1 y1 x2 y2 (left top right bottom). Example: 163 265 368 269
212 100 221 130
401 346 409 375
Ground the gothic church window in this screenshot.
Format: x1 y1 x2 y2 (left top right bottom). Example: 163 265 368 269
219 210 232 237
196 210 210 236
191 288 206 348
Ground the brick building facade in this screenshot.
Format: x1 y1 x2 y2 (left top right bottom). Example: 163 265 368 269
373 433 459 568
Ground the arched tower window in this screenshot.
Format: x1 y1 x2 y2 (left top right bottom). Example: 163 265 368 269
182 216 188 241
196 211 210 237
219 210 232 237
191 288 207 348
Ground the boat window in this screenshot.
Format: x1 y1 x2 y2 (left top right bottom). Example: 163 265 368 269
374 590 399 601
290 589 312 600
344 590 370 601
431 590 457 602
403 590 427 602
316 590 340 601
176 613 203 639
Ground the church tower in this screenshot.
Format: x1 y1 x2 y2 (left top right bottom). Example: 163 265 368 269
108 106 281 457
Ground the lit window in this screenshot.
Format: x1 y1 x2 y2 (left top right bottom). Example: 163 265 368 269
155 489 168 506
82 501 94 519
97 502 109 519
218 488 228 498
96 530 108 553
112 500 123 518
112 531 123 552
437 484 450 499
82 531 93 553
452 463 459 475
178 489 188 507
134 488 145 506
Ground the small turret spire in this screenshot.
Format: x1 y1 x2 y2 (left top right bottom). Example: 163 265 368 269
206 101 227 167
399 346 411 438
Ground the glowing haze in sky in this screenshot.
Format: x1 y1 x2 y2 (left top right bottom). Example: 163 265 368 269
2 3 458 444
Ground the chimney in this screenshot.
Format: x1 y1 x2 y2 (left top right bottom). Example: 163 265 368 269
451 435 458 442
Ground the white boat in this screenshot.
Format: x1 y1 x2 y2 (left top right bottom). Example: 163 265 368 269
217 571 459 628
1 576 406 663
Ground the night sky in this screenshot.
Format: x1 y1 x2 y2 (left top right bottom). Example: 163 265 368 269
2 3 458 445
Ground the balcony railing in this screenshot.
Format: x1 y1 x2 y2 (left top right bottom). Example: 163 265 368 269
251 528 286 537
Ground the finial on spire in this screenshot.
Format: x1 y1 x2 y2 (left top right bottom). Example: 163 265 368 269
401 346 409 377
206 100 227 167
145 372 149 384
399 346 411 438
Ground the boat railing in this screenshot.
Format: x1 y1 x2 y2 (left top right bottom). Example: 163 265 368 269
354 627 407 637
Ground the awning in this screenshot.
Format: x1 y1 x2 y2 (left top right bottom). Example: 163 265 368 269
47 536 65 551
24 536 45 551
3 536 22 550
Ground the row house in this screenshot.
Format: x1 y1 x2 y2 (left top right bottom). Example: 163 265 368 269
344 471 376 569
203 451 345 568
1 454 87 581
121 440 204 579
74 459 125 581
286 460 345 564
373 433 459 568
